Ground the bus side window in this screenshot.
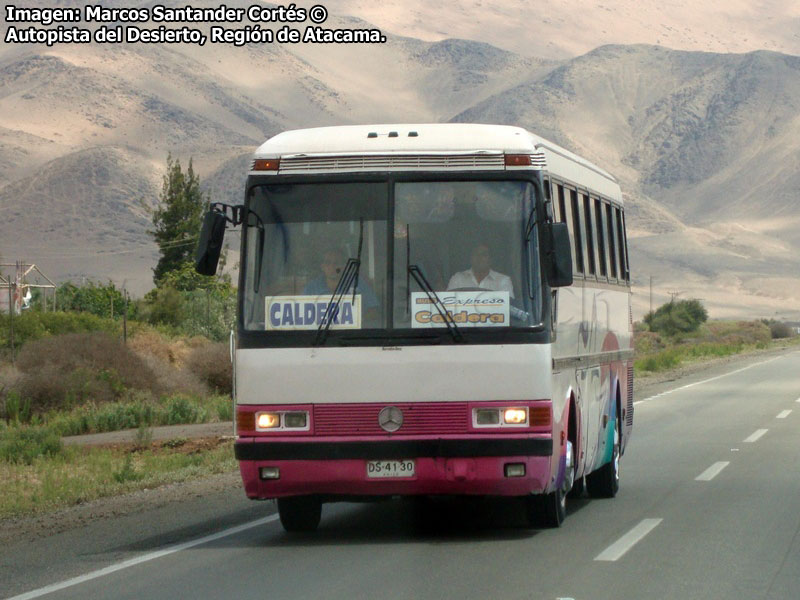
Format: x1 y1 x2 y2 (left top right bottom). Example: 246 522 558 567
615 207 629 282
570 189 584 275
594 198 608 279
607 203 618 281
556 184 567 224
581 193 596 277
558 185 577 274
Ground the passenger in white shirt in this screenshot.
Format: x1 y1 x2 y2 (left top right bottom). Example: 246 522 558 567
447 243 515 299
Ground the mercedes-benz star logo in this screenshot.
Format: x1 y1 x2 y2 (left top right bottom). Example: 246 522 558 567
378 406 403 433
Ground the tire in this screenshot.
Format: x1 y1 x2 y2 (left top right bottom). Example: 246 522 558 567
525 486 566 528
525 440 573 528
567 475 585 499
277 496 322 532
586 414 620 498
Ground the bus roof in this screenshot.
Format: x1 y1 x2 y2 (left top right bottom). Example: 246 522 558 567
253 123 621 201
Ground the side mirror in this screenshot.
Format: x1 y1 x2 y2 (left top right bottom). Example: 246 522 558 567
547 222 573 288
195 211 227 276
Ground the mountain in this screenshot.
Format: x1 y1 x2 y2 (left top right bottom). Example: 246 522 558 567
1 4 799 320
324 0 800 59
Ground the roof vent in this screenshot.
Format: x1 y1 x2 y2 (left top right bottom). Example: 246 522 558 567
408 131 418 137
388 131 399 138
367 132 378 138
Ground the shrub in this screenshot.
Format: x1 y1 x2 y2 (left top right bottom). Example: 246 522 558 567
56 281 131 320
113 453 143 483
2 390 31 424
186 343 232 394
213 395 233 421
164 395 206 425
0 426 63 464
769 322 794 339
645 299 708 336
14 332 159 412
128 328 192 367
634 331 663 355
0 311 119 349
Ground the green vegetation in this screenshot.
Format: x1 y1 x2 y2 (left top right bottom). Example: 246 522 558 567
0 438 235 518
55 280 131 320
0 425 63 465
41 394 232 437
643 298 708 336
635 301 798 374
150 154 208 285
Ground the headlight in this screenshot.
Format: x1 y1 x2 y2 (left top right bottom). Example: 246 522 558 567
503 408 528 425
476 409 500 425
473 406 529 427
256 412 281 429
284 412 307 429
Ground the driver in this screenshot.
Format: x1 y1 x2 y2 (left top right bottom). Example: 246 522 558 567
447 243 514 298
304 247 378 309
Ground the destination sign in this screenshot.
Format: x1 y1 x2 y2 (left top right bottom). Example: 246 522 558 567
265 295 362 330
411 291 510 328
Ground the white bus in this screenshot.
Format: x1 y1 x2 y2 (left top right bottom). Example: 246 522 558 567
196 123 633 531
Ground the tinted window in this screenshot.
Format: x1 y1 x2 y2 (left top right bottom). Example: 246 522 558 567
594 198 607 278
570 190 584 275
582 194 596 276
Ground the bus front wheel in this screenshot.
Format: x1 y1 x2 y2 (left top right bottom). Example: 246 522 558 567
525 486 565 528
277 496 322 532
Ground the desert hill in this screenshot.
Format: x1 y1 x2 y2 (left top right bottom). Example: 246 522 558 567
0 3 798 319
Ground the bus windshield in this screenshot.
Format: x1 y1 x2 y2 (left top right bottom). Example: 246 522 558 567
242 180 541 335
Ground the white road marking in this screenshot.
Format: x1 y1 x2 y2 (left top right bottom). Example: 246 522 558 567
595 518 663 562
776 410 792 419
744 429 768 443
695 461 730 481
796 397 800 404
634 356 782 406
6 514 281 600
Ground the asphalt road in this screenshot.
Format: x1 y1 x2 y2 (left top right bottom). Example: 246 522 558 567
4 350 800 600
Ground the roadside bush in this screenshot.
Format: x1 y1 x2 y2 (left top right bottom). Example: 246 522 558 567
56 281 132 320
704 320 770 344
186 342 232 394
645 299 708 336
13 332 158 412
0 426 63 464
634 331 663 355
213 395 233 421
163 394 207 425
769 322 794 339
0 311 118 349
635 349 681 373
2 389 32 424
128 328 193 367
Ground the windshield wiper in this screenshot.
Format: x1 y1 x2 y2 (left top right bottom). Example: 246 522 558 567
314 258 360 346
351 218 364 304
408 264 464 343
524 205 538 241
314 219 365 346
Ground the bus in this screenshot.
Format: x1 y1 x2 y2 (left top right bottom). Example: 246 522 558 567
195 123 634 531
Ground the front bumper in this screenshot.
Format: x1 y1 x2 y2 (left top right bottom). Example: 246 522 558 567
236 436 554 498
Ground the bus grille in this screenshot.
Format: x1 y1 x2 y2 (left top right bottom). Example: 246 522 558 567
626 364 634 426
314 402 470 436
277 154 506 173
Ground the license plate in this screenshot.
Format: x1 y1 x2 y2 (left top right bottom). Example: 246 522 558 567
366 459 415 478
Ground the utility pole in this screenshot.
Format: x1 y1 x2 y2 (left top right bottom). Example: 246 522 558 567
649 275 653 316
667 290 683 303
8 268 14 366
123 289 128 344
